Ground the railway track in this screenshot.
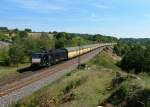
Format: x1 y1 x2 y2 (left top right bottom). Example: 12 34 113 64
0 56 76 96
0 46 107 107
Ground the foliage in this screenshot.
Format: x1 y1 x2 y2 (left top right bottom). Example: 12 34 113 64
54 32 71 48
0 33 10 42
119 44 150 73
88 51 119 70
12 28 19 33
105 81 150 107
120 45 144 73
113 38 150 73
8 31 54 65
0 27 8 31
107 83 129 105
54 32 118 48
24 28 32 32
113 42 131 56
87 34 118 43
9 43 26 65
143 46 150 72
0 48 10 66
120 38 150 46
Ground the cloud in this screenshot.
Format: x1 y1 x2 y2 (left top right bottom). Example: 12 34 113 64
87 13 113 22
92 3 112 9
8 0 65 13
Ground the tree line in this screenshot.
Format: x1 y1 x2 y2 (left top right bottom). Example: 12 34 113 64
0 28 118 66
114 38 150 74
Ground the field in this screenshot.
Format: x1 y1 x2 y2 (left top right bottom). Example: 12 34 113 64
28 32 54 39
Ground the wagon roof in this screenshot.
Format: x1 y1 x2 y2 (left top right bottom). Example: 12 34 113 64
66 44 99 51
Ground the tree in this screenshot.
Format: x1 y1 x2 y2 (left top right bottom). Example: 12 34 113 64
143 46 150 72
0 27 8 31
24 28 32 32
9 31 30 65
9 43 26 65
0 33 10 42
13 28 19 33
53 31 57 34
54 32 70 48
113 44 122 56
55 39 65 48
113 42 131 56
120 45 144 73
19 31 28 38
54 32 69 40
0 48 10 66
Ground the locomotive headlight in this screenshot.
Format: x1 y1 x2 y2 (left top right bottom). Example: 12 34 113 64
32 58 41 63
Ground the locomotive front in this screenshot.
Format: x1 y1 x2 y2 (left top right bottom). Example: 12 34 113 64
31 53 51 67
32 53 41 64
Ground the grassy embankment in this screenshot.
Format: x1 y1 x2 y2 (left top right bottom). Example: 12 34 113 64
103 72 150 107
0 46 30 80
13 48 123 107
12 48 150 107
0 64 30 80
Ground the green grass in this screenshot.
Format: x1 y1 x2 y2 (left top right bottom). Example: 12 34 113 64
13 50 122 107
88 51 120 71
0 63 30 80
0 33 11 42
14 69 117 107
101 71 150 107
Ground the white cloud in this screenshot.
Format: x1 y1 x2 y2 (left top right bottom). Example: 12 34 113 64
92 3 112 9
88 13 113 22
8 0 65 13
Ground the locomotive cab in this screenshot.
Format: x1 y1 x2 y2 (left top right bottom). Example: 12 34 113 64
32 53 41 64
31 53 52 67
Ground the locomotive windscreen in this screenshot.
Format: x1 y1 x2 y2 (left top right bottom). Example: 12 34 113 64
32 53 42 64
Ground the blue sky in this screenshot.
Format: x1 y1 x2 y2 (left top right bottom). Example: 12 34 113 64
0 0 150 38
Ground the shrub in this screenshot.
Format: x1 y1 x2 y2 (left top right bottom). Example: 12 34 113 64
0 48 10 66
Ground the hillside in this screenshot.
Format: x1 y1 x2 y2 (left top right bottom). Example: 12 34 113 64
12 48 121 107
13 48 150 107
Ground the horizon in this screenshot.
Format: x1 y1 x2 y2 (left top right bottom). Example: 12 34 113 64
1 0 150 38
3 27 150 39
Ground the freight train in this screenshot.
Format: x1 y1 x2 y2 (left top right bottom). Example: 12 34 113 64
31 43 111 67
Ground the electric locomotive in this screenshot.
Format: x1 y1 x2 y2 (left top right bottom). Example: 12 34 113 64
31 48 68 67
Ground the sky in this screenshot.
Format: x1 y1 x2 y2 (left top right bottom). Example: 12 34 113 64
0 0 150 38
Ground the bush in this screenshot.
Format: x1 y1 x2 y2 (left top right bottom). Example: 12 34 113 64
106 84 129 105
0 33 10 42
120 45 145 73
0 48 10 66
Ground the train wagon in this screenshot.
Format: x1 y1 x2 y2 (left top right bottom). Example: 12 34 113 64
31 43 110 67
66 44 100 58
